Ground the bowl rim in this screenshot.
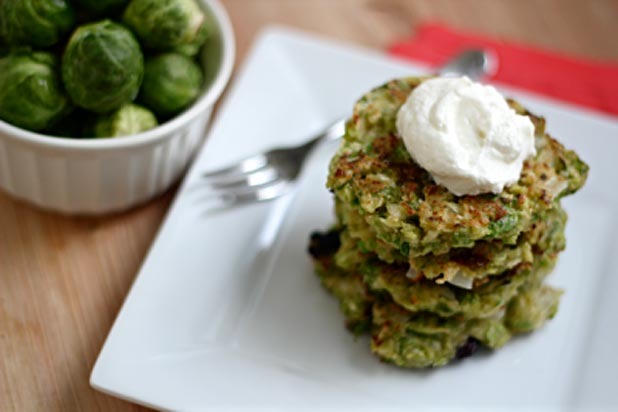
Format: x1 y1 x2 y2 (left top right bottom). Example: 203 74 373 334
0 0 235 152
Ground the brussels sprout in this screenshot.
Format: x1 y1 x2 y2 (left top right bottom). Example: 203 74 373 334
0 0 75 47
0 52 71 132
123 0 208 51
139 53 203 117
91 103 157 137
62 20 144 113
74 0 130 16
171 24 208 57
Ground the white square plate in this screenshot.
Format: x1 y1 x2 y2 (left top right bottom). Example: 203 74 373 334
91 27 618 411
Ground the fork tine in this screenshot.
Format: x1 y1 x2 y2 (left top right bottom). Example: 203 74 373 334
222 180 292 206
207 166 280 190
200 180 292 215
205 176 288 199
202 154 269 180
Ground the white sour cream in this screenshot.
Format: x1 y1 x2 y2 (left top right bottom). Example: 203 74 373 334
396 77 536 196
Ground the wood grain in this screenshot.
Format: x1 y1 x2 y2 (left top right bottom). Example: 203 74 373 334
1 1 616 410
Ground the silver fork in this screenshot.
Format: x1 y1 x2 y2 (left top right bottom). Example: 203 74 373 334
202 49 492 209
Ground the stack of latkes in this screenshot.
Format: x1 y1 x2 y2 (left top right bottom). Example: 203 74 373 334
308 77 588 368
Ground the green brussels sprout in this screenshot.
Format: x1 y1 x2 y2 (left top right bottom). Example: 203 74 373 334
0 52 72 132
74 0 130 16
62 20 144 113
123 0 208 51
171 24 208 57
139 53 203 117
91 103 158 137
0 0 75 47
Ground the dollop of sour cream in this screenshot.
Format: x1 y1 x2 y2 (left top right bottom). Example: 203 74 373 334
396 77 536 196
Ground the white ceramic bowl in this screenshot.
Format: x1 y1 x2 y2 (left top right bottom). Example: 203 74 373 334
0 0 235 215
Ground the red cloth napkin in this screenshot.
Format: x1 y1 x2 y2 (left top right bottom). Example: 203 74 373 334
388 23 618 117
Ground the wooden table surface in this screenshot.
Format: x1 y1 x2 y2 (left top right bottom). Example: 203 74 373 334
2 1 617 410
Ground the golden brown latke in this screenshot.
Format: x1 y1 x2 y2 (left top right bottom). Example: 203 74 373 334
309 227 562 368
336 198 567 284
327 77 588 259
